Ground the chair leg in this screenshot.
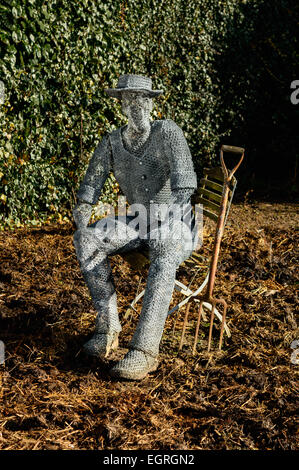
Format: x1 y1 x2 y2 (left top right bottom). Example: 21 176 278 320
130 288 146 309
218 299 228 351
207 302 216 352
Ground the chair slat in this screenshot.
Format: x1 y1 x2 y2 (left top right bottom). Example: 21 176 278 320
197 187 222 204
191 252 207 262
203 208 218 222
121 251 149 270
202 169 237 191
197 196 221 213
200 178 223 193
203 167 224 182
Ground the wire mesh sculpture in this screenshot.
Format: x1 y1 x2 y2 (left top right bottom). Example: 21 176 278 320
73 74 198 380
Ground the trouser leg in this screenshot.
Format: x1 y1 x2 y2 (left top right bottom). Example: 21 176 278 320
73 228 121 334
110 252 178 379
130 254 177 356
73 217 141 335
83 259 121 334
110 250 179 379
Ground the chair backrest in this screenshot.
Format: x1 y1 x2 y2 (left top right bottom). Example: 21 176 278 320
193 167 237 225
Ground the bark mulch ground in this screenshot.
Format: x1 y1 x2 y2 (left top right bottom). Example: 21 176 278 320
0 202 298 450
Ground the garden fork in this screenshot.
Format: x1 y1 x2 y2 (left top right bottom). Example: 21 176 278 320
181 145 245 354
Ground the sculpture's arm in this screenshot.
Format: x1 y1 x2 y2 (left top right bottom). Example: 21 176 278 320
156 120 197 223
161 119 197 194
73 135 112 229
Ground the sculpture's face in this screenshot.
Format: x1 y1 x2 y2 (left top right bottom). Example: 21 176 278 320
121 91 153 132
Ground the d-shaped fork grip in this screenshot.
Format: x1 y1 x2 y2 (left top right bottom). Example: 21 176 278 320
220 144 245 181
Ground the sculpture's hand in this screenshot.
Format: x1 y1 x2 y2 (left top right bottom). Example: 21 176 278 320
172 188 194 206
151 188 194 226
73 201 93 229
153 205 174 227
148 188 195 237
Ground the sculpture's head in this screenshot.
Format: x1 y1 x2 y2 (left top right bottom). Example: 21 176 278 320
105 74 163 131
120 90 152 131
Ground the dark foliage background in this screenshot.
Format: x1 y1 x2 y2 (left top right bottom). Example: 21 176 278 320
0 0 298 226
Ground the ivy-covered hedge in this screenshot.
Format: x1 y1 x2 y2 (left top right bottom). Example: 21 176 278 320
0 0 297 227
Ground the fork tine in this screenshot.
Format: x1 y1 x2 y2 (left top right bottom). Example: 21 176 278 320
192 301 203 355
207 301 215 352
218 300 227 350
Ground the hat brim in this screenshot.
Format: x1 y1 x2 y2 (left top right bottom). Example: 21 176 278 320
104 88 163 98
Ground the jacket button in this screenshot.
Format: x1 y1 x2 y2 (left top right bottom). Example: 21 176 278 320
145 188 149 192
141 175 146 180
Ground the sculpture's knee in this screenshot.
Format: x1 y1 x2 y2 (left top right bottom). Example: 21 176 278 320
73 228 101 268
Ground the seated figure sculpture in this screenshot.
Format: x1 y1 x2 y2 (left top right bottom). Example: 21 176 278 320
73 74 198 380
